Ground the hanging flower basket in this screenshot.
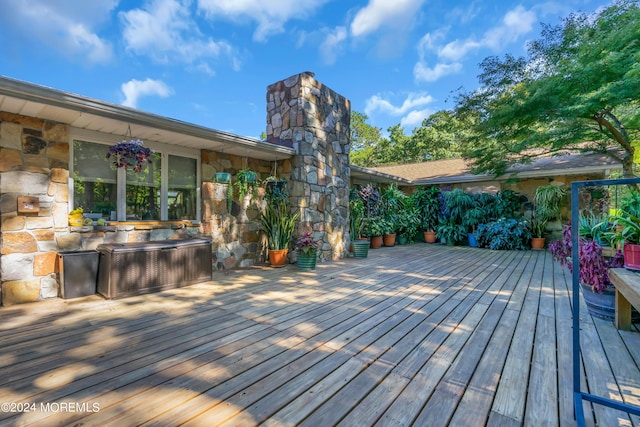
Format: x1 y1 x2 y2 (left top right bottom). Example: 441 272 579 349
106 137 152 173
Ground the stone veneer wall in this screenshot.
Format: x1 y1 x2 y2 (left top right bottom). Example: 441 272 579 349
200 151 291 269
0 111 289 306
266 72 351 260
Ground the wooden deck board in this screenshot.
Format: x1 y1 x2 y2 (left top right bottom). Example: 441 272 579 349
1 244 639 426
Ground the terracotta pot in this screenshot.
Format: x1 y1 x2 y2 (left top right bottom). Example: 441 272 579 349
268 249 288 267
424 231 437 243
531 237 546 250
624 243 640 270
370 236 383 249
383 233 396 247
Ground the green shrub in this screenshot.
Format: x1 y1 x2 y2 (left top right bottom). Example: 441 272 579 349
475 218 531 250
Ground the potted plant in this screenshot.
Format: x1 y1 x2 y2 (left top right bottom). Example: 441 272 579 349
349 198 369 258
382 214 397 247
417 186 442 243
550 224 624 320
610 214 640 270
475 218 531 250
260 195 299 267
106 138 152 172
295 231 320 270
235 168 258 201
215 172 231 183
436 217 466 246
463 201 488 247
366 216 386 249
528 209 548 250
396 206 420 245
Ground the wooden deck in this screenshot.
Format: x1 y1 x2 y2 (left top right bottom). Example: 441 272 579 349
1 244 640 426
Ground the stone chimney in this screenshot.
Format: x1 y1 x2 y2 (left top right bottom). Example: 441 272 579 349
266 72 351 260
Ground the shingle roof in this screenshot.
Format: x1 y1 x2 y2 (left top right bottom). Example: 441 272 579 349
369 151 622 184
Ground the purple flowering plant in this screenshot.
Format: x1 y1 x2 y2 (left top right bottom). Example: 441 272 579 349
549 223 623 293
106 138 152 173
295 232 320 255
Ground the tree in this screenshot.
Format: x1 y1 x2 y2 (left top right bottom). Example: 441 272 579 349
456 0 640 177
350 111 386 167
411 110 469 161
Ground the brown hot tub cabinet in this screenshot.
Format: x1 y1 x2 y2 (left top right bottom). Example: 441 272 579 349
97 238 212 299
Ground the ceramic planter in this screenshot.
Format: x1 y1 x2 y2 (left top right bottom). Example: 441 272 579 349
623 243 640 270
351 240 370 258
297 251 317 270
215 172 231 183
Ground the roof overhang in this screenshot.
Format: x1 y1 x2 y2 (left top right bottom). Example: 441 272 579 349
0 76 295 161
350 165 413 186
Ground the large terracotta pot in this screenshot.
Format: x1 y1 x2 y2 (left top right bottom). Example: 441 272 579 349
623 243 640 270
370 236 383 249
268 249 288 267
383 233 396 247
531 237 546 250
424 231 437 243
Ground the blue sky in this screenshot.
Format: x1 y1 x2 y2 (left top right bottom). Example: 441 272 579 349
0 0 611 140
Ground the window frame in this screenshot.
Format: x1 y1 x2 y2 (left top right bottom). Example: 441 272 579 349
69 128 201 222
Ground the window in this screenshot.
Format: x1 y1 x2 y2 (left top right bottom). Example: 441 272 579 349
72 138 200 221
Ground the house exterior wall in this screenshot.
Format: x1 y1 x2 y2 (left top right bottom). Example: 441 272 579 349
266 72 351 260
0 111 289 306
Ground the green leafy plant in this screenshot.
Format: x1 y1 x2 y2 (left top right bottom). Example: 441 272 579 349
528 211 548 238
534 185 566 221
436 217 466 244
365 216 387 237
260 197 299 250
349 198 366 240
495 190 523 218
416 186 442 232
611 214 640 246
443 189 475 225
295 231 320 255
475 218 531 250
235 169 258 201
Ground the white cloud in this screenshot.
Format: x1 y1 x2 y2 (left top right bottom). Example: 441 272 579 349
438 5 536 61
414 61 462 82
401 108 432 129
121 78 173 108
0 0 116 64
350 0 426 37
365 92 434 117
121 0 235 68
319 27 347 65
197 0 330 42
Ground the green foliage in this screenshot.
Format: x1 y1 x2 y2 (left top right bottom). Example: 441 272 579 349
260 196 299 250
443 189 475 225
234 169 258 201
534 185 566 221
349 198 366 240
365 216 388 237
415 186 442 231
611 214 640 245
579 213 612 244
528 211 548 238
349 110 467 167
456 0 640 177
436 217 467 244
495 190 523 218
475 219 532 250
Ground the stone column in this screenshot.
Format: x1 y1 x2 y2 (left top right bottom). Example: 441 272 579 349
266 72 351 260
